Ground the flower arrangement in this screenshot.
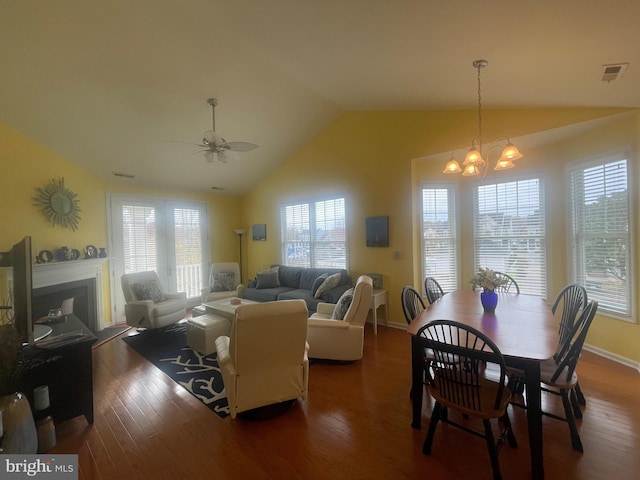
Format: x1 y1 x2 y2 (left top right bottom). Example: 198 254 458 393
469 267 509 292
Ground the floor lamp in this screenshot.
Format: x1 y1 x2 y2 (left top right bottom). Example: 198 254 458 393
234 229 247 284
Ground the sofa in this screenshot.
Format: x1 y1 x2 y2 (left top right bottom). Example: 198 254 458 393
243 264 352 313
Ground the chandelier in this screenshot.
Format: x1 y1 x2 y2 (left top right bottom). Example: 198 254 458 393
443 60 522 178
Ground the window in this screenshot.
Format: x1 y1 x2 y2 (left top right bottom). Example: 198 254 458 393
281 197 347 269
421 186 458 292
473 178 546 297
109 196 209 322
569 155 631 317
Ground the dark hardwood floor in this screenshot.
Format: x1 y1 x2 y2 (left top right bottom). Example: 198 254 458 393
52 323 640 479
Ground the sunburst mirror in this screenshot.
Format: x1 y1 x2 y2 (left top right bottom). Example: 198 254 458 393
34 177 81 231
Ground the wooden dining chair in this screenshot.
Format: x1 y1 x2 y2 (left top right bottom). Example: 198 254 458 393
401 286 434 393
424 277 445 304
418 320 517 480
539 300 598 452
493 271 520 293
552 283 588 410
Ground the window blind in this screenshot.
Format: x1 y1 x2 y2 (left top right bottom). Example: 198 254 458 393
570 158 630 316
473 178 546 297
281 197 347 269
421 187 457 293
122 205 158 274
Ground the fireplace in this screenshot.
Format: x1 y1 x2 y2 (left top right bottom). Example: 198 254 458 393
33 278 98 332
32 258 107 332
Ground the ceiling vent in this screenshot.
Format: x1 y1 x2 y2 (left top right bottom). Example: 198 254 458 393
601 63 628 82
112 171 135 179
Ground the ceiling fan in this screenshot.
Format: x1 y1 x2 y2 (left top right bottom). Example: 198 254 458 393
180 98 258 163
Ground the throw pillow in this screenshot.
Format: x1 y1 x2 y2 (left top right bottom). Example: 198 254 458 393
132 281 165 303
331 288 354 320
211 272 235 292
311 273 329 296
314 272 341 298
258 266 280 286
256 272 278 289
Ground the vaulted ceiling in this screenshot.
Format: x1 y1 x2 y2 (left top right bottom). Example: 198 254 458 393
2 0 639 194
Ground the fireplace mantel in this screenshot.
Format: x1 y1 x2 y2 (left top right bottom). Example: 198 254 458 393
32 258 108 289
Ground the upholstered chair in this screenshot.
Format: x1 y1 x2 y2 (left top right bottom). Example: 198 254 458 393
215 299 309 419
201 262 245 303
306 275 373 361
121 271 187 329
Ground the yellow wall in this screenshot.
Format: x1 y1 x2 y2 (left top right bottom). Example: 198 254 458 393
242 107 640 363
0 122 241 325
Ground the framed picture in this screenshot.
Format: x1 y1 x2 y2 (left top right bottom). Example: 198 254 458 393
367 273 383 289
252 224 267 241
365 216 389 247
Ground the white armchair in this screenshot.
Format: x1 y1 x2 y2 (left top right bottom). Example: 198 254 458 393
215 299 309 419
121 271 187 329
307 275 373 361
201 262 245 303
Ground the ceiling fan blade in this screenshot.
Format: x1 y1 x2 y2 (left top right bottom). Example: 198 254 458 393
217 151 228 163
225 141 259 152
204 150 215 163
166 140 208 148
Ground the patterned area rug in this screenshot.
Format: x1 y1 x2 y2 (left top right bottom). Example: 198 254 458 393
121 322 229 418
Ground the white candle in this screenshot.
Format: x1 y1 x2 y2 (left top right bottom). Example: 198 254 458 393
33 385 50 412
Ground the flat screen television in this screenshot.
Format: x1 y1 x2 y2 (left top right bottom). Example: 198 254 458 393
10 236 52 345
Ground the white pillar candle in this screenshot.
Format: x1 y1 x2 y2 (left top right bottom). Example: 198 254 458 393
33 385 50 412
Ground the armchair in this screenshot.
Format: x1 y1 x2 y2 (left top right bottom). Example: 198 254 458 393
201 262 245 303
121 271 187 329
215 299 309 419
307 275 373 361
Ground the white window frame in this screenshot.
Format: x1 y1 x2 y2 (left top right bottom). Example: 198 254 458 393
420 184 459 293
280 196 348 269
472 175 547 297
567 150 634 321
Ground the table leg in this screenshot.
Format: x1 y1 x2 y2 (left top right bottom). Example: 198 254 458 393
373 305 378 334
410 337 423 429
522 361 545 480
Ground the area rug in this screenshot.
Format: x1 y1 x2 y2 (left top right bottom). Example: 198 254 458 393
121 322 229 418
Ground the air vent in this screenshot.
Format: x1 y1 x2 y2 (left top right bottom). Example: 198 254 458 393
211 186 225 191
112 171 135 179
601 63 628 82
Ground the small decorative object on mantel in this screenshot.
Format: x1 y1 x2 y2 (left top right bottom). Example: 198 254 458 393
98 247 107 258
34 177 81 231
469 267 509 313
85 245 98 259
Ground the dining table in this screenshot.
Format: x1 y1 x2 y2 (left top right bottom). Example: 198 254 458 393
406 288 558 480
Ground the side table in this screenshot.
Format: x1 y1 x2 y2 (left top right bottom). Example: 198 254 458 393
369 289 388 334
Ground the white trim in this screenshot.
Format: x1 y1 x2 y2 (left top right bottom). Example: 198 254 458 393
583 343 640 375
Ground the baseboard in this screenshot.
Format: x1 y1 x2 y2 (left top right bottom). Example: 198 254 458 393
582 343 640 374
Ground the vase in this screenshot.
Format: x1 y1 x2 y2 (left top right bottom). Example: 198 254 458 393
0 391 38 454
481 290 498 313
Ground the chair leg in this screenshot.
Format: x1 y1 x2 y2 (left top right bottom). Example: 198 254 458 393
500 412 518 448
561 389 584 452
422 402 442 455
575 381 586 406
570 388 582 419
483 419 503 480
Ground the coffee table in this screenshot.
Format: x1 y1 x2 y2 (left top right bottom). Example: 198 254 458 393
203 297 259 319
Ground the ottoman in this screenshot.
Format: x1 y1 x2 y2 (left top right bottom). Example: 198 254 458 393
186 313 231 355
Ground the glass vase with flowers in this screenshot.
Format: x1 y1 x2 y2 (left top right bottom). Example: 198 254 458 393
469 267 509 313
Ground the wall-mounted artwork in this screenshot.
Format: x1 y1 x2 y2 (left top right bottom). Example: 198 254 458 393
365 216 389 247
252 224 267 241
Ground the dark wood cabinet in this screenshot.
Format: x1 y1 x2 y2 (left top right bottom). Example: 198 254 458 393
18 315 96 424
